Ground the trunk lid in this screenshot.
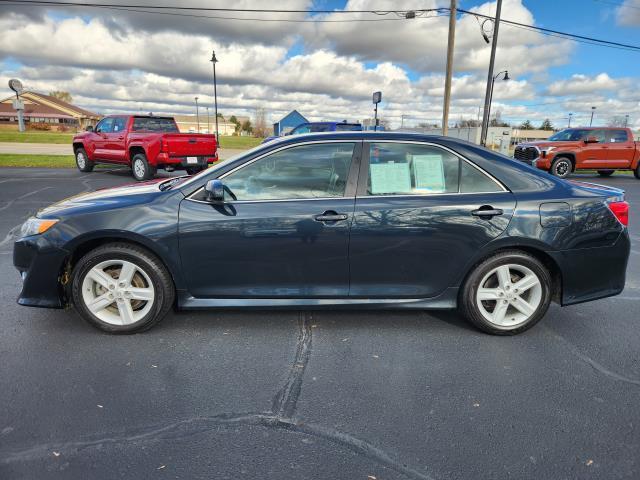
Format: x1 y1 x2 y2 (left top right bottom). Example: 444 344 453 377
566 179 625 199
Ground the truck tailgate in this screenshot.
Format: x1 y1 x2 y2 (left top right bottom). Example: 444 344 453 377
163 134 217 157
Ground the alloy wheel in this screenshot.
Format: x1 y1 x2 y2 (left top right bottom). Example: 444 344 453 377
554 160 570 177
81 259 155 325
133 159 146 179
76 151 86 169
475 264 542 328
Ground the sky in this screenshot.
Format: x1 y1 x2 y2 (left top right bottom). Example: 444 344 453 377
1 0 640 129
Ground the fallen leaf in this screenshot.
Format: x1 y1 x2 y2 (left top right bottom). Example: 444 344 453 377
342 338 349 342
151 365 158 368
52 452 60 457
367 476 377 480
586 459 593 466
372 355 379 359
157 465 166 470
97 405 103 408
473 403 480 407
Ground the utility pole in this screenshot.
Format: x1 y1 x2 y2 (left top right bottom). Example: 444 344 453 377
210 50 220 145
442 0 457 136
195 96 200 132
568 112 573 127
589 106 596 126
624 114 629 127
480 0 502 146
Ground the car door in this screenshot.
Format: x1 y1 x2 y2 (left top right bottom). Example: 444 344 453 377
348 141 516 298
178 141 361 298
605 129 635 168
104 116 128 162
580 129 608 168
92 117 114 160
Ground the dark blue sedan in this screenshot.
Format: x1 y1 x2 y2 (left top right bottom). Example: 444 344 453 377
14 132 630 334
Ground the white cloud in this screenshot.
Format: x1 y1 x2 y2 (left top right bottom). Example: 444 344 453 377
546 73 620 96
615 0 640 26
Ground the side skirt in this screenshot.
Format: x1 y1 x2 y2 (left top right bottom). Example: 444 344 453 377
177 287 459 310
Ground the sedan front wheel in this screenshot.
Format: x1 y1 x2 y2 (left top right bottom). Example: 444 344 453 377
460 251 552 335
71 243 174 333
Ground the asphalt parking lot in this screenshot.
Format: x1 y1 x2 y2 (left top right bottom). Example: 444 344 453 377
0 167 638 480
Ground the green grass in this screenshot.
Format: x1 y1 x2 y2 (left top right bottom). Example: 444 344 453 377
0 131 75 144
0 154 76 167
217 136 263 149
0 131 264 148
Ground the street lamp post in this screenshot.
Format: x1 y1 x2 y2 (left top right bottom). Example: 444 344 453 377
568 112 573 127
625 114 629 127
590 106 596 126
483 70 509 145
210 50 219 145
195 96 200 132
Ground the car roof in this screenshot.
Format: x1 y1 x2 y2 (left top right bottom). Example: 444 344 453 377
269 131 447 144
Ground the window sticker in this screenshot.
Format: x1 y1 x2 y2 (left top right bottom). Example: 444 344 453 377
411 154 445 192
370 162 412 194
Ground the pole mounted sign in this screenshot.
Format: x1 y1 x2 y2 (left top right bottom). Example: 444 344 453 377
8 79 25 132
372 91 382 131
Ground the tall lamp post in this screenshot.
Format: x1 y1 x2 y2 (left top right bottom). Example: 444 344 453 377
210 50 219 145
480 0 503 146
483 70 509 144
195 96 200 132
568 112 573 127
373 91 382 131
589 106 596 126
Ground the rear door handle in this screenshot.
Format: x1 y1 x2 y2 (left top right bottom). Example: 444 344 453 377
314 211 348 222
471 207 504 218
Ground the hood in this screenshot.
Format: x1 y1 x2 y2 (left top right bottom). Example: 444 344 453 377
37 178 169 218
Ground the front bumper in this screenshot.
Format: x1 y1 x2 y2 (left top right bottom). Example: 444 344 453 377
13 235 68 308
550 230 630 306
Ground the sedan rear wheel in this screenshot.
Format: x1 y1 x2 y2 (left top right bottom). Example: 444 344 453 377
71 243 174 333
460 251 552 335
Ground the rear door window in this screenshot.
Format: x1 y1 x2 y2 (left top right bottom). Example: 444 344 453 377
588 130 606 143
112 117 127 133
607 130 629 143
365 142 502 196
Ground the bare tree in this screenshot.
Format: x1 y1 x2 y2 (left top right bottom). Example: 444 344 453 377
49 90 73 103
253 108 269 138
608 116 627 127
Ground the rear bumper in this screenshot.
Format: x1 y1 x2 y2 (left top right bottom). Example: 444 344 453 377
13 235 68 308
550 230 630 306
156 153 218 167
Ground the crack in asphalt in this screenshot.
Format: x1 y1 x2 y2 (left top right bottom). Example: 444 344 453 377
544 326 640 387
0 312 435 480
271 312 313 419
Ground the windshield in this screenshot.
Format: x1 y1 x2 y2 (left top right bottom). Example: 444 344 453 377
548 129 590 141
131 117 179 133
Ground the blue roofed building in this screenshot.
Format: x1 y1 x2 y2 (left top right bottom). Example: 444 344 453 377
273 110 307 136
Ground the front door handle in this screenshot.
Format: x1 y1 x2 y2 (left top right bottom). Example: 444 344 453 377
314 211 348 222
471 206 504 218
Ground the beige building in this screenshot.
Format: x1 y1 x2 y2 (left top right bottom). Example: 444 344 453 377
173 114 249 135
0 91 101 131
511 129 554 144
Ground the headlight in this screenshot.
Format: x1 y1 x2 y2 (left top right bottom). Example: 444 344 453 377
20 217 59 237
539 146 556 153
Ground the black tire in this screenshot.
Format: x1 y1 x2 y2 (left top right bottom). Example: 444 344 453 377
70 242 174 334
634 164 640 179
75 147 94 173
550 157 572 178
131 153 156 181
459 250 552 335
597 170 614 177
186 166 205 175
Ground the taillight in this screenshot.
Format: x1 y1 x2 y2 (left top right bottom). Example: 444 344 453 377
608 201 629 226
161 139 169 153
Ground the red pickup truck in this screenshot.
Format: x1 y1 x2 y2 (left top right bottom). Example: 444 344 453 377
514 127 640 179
72 115 218 181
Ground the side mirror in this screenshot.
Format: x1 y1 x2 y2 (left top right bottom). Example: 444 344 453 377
584 136 598 143
85 125 94 132
204 179 225 202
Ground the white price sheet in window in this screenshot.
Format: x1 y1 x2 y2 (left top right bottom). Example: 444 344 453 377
411 154 445 193
370 162 412 194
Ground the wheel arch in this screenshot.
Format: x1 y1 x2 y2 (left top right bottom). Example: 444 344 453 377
458 242 563 304
553 153 576 171
60 232 184 303
128 145 146 163
73 142 86 154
